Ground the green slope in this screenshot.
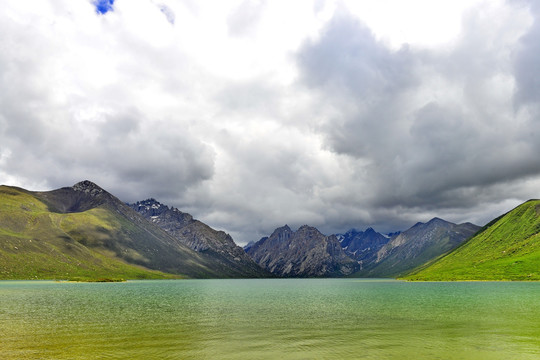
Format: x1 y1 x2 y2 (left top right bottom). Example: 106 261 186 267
0 186 179 280
404 200 540 281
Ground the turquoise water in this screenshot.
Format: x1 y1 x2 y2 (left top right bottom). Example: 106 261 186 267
0 279 538 359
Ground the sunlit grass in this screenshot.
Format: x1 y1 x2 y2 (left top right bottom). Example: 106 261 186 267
0 186 182 281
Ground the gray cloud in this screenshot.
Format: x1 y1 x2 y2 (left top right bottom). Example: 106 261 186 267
293 1 540 235
514 1 540 108
0 1 214 204
2 0 540 246
298 11 417 100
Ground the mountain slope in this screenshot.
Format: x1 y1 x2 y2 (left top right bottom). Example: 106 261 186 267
337 227 391 265
405 200 540 280
246 225 359 277
355 218 480 278
0 184 178 280
129 199 269 278
0 181 262 279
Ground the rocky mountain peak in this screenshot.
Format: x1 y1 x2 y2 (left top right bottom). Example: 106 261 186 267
131 198 167 215
296 225 323 238
336 226 391 265
270 225 293 240
72 180 104 196
129 199 194 227
298 224 316 231
246 224 360 277
35 180 118 213
136 198 162 208
426 217 449 226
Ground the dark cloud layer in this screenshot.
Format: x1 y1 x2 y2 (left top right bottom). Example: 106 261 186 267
295 2 540 230
1 1 540 244
514 1 540 107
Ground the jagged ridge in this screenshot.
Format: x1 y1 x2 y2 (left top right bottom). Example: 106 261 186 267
337 227 391 266
129 198 269 278
246 225 360 277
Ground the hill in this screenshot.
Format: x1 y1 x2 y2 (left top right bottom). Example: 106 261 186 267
0 181 265 280
405 200 540 281
354 218 480 278
0 184 175 280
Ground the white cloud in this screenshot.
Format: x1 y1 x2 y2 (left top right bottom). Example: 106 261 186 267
1 0 539 245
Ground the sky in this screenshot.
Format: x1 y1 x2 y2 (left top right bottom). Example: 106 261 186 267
1 0 540 245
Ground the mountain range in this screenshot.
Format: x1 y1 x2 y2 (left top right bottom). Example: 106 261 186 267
0 181 266 280
1 180 538 280
405 200 540 280
246 219 478 278
245 225 359 277
354 218 480 278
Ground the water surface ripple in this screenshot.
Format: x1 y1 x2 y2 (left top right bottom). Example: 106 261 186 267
0 279 538 359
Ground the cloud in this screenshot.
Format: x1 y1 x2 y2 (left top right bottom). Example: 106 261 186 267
156 3 176 24
1 0 540 245
294 1 538 232
513 1 540 108
0 0 214 201
227 0 266 37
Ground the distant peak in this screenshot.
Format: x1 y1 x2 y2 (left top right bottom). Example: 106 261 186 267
298 225 319 231
72 180 104 195
131 198 170 212
270 225 293 240
297 225 323 235
427 217 450 225
277 224 292 232
412 221 424 228
136 198 162 206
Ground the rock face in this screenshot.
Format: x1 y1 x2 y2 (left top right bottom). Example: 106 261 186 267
246 225 360 277
37 180 119 213
356 218 480 278
337 227 391 265
129 199 269 278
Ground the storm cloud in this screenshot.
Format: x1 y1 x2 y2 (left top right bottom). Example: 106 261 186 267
1 0 539 244
296 1 540 218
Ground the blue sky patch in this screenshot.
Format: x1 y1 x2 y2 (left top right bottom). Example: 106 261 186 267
94 0 115 15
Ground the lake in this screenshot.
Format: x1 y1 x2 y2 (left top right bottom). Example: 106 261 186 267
0 279 538 359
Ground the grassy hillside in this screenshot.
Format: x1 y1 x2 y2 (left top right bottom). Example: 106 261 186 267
0 186 180 280
404 200 540 281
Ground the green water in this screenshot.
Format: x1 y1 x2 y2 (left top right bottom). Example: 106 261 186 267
0 279 538 359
